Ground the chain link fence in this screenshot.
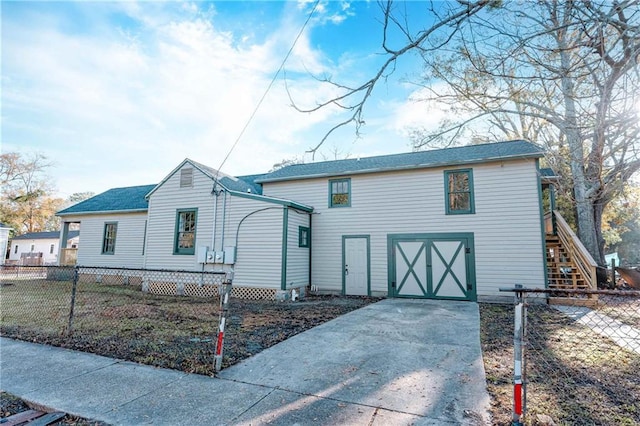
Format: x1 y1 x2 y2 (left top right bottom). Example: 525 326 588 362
505 288 640 425
0 265 229 375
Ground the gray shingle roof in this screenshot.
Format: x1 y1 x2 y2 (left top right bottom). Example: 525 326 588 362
235 174 266 195
189 160 261 195
539 168 558 178
258 140 544 183
220 176 263 195
57 184 156 216
145 159 262 197
12 230 80 240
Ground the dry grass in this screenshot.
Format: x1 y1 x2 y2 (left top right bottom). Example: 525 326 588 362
4 277 639 425
479 303 640 425
596 295 640 328
0 280 380 375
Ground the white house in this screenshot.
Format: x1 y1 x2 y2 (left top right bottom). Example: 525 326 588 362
8 231 79 265
0 222 10 262
143 159 312 298
57 140 549 301
56 185 154 269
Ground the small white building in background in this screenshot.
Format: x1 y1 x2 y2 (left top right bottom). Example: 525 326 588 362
8 231 79 265
604 252 620 267
0 223 11 262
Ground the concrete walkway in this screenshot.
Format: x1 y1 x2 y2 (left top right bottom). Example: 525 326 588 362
1 299 491 425
554 305 640 355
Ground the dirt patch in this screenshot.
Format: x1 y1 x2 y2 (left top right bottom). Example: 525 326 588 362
1 392 107 426
1 292 380 375
99 304 159 319
479 303 640 425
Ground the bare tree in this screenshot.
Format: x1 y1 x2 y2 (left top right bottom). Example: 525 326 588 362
288 0 495 158
0 152 63 234
404 0 640 265
67 191 96 205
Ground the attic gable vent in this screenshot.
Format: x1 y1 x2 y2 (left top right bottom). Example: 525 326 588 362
180 168 193 188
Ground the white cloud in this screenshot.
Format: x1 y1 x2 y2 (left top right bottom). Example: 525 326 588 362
3 1 422 198
2 3 357 197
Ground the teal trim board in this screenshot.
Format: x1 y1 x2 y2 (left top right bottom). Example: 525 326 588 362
280 207 289 290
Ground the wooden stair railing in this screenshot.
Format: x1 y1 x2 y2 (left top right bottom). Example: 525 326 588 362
544 211 598 306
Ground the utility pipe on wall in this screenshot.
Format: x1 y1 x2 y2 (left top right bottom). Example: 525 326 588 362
211 184 221 252
221 191 227 249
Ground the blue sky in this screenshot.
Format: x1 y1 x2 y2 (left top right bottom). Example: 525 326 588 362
2 1 446 197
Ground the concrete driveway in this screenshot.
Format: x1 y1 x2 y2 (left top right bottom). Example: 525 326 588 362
1 298 490 425
218 298 491 425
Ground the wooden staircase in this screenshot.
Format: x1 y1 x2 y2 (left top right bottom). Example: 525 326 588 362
545 211 598 306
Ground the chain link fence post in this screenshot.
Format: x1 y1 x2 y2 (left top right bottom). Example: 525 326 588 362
512 284 526 426
66 266 79 336
214 274 233 373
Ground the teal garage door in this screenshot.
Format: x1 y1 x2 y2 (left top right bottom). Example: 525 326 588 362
388 233 476 301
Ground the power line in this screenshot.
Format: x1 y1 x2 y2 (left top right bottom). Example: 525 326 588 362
215 0 320 179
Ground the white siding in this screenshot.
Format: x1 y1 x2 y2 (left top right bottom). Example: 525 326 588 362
64 213 147 268
0 228 9 262
285 208 311 289
9 238 59 264
263 159 546 297
145 164 288 290
229 196 283 289
145 165 216 271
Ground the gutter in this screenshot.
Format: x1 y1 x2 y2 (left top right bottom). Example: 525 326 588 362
57 208 148 217
226 189 313 213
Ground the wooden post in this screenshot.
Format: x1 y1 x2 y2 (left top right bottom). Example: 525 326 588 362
214 278 232 373
610 258 616 288
512 285 526 426
67 266 79 336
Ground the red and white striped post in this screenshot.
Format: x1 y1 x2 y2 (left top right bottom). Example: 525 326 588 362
512 284 526 426
214 277 233 373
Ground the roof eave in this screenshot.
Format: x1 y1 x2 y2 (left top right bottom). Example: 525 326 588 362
227 190 313 212
257 152 544 184
57 208 148 217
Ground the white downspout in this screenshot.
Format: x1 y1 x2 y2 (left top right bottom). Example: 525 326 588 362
221 190 227 249
211 185 219 251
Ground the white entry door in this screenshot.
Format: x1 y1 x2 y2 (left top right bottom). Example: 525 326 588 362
343 236 369 296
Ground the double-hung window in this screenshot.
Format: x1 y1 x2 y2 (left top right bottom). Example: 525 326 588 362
102 222 118 254
174 209 197 255
444 169 475 214
299 226 310 248
329 178 351 208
